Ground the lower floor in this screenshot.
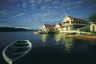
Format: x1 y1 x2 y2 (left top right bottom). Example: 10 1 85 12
61 25 85 31
90 24 96 32
40 25 85 34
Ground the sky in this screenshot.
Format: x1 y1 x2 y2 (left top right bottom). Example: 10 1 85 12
0 0 96 29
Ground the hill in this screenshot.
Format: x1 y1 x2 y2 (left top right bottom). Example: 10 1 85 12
0 27 28 32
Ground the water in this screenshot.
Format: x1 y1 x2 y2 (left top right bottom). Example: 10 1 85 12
0 31 96 64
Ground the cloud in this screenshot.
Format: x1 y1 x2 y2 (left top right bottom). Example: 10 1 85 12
87 5 96 9
29 0 36 3
0 10 9 16
51 0 59 5
67 7 73 11
31 11 60 24
30 4 37 8
76 0 84 5
32 12 54 22
0 20 16 27
29 0 43 4
40 5 55 10
16 0 28 8
22 2 27 8
44 0 52 2
11 13 25 18
28 0 60 9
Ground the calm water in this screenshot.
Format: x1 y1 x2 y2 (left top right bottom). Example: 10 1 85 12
0 31 96 64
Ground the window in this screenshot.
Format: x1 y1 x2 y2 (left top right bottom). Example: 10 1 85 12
66 21 69 23
71 21 74 24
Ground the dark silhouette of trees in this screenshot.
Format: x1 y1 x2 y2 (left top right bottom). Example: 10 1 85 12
89 13 96 22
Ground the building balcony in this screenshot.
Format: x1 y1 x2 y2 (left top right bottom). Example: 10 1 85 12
62 23 85 26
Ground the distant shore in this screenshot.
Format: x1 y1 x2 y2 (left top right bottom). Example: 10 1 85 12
0 27 37 32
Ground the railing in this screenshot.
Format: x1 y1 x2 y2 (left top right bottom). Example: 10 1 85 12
62 23 85 26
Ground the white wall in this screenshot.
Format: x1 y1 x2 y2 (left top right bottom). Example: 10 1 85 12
90 24 96 32
40 24 46 31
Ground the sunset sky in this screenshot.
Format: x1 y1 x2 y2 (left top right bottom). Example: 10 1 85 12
0 0 96 29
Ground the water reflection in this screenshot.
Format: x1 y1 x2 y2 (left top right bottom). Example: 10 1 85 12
39 34 47 42
0 32 96 64
54 33 62 42
39 34 74 51
63 38 73 51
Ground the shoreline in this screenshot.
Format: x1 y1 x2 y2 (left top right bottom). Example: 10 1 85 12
73 35 96 41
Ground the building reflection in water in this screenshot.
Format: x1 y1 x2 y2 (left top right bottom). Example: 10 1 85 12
62 38 73 52
39 34 74 52
54 34 74 51
39 34 47 46
54 34 62 42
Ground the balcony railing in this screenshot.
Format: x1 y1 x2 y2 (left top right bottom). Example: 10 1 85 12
62 23 85 26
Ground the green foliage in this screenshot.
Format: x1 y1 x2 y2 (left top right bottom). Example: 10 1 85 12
48 29 59 34
0 27 27 32
89 13 96 22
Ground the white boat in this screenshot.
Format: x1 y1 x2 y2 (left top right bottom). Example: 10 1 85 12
2 40 32 64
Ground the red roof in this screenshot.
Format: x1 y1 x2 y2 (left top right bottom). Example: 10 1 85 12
58 23 63 27
68 16 84 21
44 24 55 29
93 21 96 24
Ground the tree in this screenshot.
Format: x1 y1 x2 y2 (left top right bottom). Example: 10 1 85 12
89 13 96 22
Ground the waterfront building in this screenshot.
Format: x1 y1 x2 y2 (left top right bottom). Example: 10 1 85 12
40 15 86 33
40 23 61 33
90 22 96 32
61 15 86 33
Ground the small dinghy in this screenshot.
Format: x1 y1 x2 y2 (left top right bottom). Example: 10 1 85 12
2 40 32 64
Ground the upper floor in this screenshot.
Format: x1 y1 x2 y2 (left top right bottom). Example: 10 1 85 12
62 16 86 26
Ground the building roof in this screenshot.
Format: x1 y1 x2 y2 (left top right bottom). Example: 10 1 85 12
44 24 56 29
58 23 63 27
67 16 84 21
93 21 96 24
44 23 64 29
